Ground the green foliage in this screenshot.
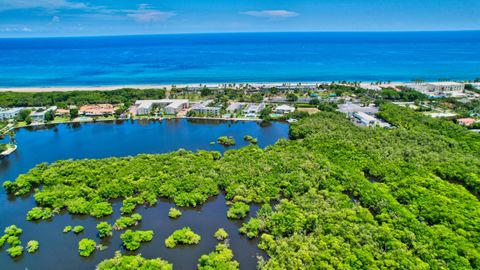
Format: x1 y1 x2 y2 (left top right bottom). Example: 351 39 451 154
114 213 142 230
0 88 166 107
72 225 84 234
97 222 112 238
164 227 201 248
243 135 257 144
26 207 53 221
97 251 172 270
4 225 23 236
168 208 182 219
198 243 239 270
217 136 235 146
26 240 39 253
5 103 480 268
7 245 24 257
120 230 154 251
214 228 229 241
16 109 32 122
227 202 250 219
78 238 96 257
63 225 72 233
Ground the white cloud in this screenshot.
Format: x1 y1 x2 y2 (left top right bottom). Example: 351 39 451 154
51 15 61 23
0 0 88 12
0 25 32 32
242 10 299 19
126 4 175 23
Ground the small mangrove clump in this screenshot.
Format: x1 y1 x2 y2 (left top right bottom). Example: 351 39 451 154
198 243 239 270
165 227 201 248
120 230 154 251
96 222 112 238
78 238 96 257
97 251 172 270
168 208 182 219
1 225 24 257
63 225 72 233
72 225 85 234
114 213 142 230
26 240 40 253
217 136 235 146
243 135 258 144
239 218 263 238
26 207 54 221
214 228 229 241
227 202 250 219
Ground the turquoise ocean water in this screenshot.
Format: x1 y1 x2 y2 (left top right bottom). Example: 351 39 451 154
0 31 479 87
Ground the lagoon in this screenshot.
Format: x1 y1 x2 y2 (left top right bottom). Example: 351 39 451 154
0 119 289 269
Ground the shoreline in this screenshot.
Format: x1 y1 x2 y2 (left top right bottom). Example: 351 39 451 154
0 81 444 92
11 116 269 130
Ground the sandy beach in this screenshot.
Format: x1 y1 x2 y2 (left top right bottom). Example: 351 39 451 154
0 81 407 93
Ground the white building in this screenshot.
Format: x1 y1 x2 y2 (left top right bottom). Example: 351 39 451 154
135 99 189 115
352 111 391 128
243 103 265 116
275 105 295 114
226 103 245 113
0 108 23 120
408 82 465 97
30 106 57 122
191 100 221 115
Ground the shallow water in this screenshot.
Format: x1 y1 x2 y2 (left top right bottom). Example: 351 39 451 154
0 119 289 269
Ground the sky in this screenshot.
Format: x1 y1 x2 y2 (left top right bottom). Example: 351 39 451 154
0 0 479 37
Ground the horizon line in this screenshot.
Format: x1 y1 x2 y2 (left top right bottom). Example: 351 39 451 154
1 29 479 39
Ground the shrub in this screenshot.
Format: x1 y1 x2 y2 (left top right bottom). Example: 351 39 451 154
120 230 153 251
214 228 229 241
63 225 72 233
198 244 239 270
26 207 53 221
164 227 201 248
72 225 84 234
114 213 142 230
168 208 182 219
97 251 172 270
96 222 112 238
26 240 39 253
7 245 24 257
78 238 96 257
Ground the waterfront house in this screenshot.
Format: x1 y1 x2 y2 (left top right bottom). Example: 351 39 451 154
0 107 23 120
243 103 265 116
30 106 57 122
226 102 245 113
80 104 117 116
191 100 221 115
275 105 296 114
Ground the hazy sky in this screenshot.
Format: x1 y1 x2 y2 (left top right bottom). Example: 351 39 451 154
0 0 479 37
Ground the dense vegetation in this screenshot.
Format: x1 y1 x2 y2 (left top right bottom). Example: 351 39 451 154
198 244 239 270
26 240 39 253
226 202 250 219
165 227 201 248
0 88 166 107
217 136 235 146
97 251 172 270
114 213 142 230
4 103 480 268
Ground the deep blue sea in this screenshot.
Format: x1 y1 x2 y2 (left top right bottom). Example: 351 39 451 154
0 31 479 87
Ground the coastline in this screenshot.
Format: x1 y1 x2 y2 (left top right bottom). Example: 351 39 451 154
0 81 407 92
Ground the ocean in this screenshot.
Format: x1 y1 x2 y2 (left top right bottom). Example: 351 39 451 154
0 31 479 87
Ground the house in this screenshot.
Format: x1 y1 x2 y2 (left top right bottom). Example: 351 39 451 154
275 105 295 114
457 118 476 126
79 104 117 116
0 108 23 120
226 103 245 113
30 106 57 122
408 82 465 97
55 108 70 116
352 111 391 128
243 103 265 116
165 100 189 115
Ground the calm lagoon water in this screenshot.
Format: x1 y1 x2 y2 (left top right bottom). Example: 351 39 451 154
0 31 479 86
0 119 289 269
